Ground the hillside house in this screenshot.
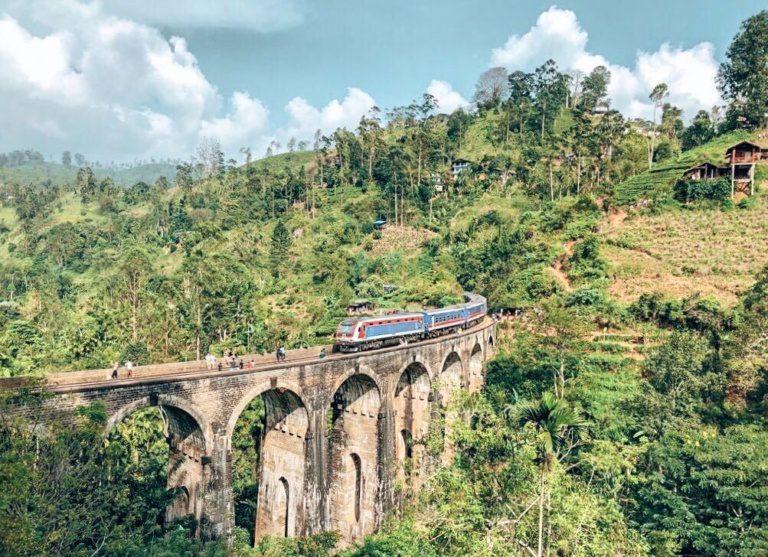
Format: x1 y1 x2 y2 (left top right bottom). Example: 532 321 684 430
724 140 766 196
451 159 470 176
681 140 767 197
683 162 721 181
347 299 375 315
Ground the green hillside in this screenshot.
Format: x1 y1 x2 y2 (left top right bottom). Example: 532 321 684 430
0 160 177 187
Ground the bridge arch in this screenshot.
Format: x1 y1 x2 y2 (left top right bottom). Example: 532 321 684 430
105 394 210 526
328 372 382 543
393 361 432 492
227 384 310 543
438 351 463 464
468 343 484 393
107 394 212 451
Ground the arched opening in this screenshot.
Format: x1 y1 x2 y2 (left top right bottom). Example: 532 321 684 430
489 335 495 351
328 374 381 543
468 343 484 393
279 477 290 537
439 352 463 465
230 388 309 545
351 453 362 523
401 430 413 459
393 362 431 491
106 401 208 537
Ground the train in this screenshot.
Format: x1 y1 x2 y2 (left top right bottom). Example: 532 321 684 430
333 292 487 352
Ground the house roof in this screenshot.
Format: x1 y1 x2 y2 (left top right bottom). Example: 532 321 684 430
725 140 766 152
684 161 721 172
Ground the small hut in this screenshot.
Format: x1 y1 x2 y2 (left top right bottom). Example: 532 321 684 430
682 162 722 181
347 299 375 315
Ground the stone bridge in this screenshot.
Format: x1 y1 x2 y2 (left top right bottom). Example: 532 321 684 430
3 319 496 545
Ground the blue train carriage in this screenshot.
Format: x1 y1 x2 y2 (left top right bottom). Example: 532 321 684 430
423 304 469 336
463 292 487 326
334 312 425 352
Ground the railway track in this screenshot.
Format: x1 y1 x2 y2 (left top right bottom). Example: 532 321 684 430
11 318 495 394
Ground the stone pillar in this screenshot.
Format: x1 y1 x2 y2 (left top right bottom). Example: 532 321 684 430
200 431 231 541
305 405 328 536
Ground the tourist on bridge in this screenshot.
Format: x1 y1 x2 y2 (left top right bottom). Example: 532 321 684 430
319 347 326 360
238 359 244 370
125 360 133 378
205 352 216 370
111 362 119 379
228 355 237 371
277 346 286 362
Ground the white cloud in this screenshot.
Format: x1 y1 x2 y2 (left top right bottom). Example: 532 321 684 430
0 1 375 161
426 80 470 114
0 0 307 32
281 87 376 142
491 6 721 121
200 92 269 155
107 0 307 32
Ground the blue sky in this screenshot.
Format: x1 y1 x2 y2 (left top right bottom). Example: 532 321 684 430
0 0 764 161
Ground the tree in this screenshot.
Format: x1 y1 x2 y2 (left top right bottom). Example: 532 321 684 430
473 67 509 109
239 146 252 166
61 150 72 168
532 60 570 139
681 110 715 150
114 246 154 343
580 65 611 111
196 137 224 178
648 83 669 168
270 220 291 278
74 153 86 167
510 392 583 557
76 166 97 201
717 10 768 130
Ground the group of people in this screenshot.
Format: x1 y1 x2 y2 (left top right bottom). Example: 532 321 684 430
110 360 133 379
205 351 257 371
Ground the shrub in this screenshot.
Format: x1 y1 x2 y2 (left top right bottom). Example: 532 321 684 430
674 178 730 203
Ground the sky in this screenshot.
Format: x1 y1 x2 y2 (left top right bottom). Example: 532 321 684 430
0 0 764 162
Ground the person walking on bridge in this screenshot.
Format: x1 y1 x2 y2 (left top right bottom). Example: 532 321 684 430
125 360 133 378
111 362 119 379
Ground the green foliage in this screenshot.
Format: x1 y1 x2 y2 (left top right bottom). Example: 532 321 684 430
631 424 768 556
674 178 730 203
718 10 768 130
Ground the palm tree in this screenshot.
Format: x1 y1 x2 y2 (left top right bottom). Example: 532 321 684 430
508 392 583 557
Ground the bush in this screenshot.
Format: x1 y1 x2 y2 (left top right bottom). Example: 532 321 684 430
565 287 605 307
674 178 730 203
738 195 757 209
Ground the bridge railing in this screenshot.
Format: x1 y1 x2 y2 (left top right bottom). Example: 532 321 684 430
0 318 496 391
1 345 330 390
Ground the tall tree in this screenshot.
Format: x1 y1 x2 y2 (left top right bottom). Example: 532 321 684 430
648 82 669 168
717 10 768 130
580 65 611 111
473 67 509 109
681 110 715 150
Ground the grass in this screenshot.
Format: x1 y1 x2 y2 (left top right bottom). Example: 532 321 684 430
601 191 768 305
